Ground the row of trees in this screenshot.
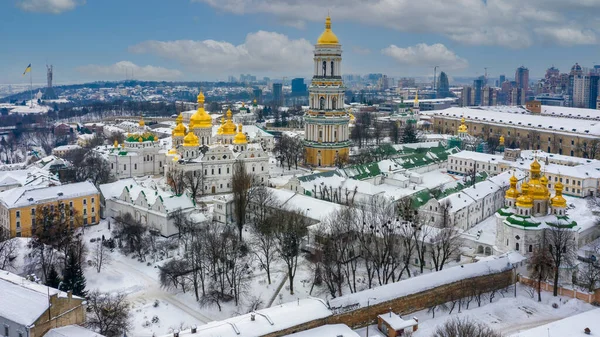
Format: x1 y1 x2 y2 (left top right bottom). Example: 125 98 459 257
274 134 304 170
350 112 423 149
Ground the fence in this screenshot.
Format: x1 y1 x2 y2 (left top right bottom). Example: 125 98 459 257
518 275 600 303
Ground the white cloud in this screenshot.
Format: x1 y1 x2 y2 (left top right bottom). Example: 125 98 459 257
192 0 600 48
76 61 182 80
129 31 314 75
17 0 83 14
382 43 468 70
534 26 597 46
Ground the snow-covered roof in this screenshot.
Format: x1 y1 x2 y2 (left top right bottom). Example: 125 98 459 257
0 167 60 189
52 144 82 151
329 255 513 310
283 324 359 337
164 298 332 337
0 181 99 209
270 188 344 222
0 270 82 326
45 325 106 337
378 313 417 330
98 178 137 200
540 105 600 120
425 107 600 137
99 179 195 213
508 308 600 337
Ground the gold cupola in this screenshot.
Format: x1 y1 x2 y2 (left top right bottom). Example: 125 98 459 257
516 181 533 208
505 174 520 199
172 113 187 137
499 135 505 146
183 132 199 147
233 124 248 144
528 159 549 201
139 114 145 127
217 117 225 135
113 139 118 148
222 109 237 135
551 181 567 208
458 117 468 133
317 16 339 45
168 147 178 155
190 91 212 129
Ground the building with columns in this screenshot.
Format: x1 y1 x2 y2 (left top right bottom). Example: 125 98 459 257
304 16 351 167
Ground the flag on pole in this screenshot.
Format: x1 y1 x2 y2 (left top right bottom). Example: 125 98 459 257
23 64 31 76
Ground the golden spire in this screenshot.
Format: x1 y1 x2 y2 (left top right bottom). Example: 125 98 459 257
114 139 118 148
197 91 205 105
414 91 419 105
499 135 505 146
317 15 339 45
139 114 145 127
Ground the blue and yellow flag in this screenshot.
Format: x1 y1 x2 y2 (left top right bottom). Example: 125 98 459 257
23 64 31 76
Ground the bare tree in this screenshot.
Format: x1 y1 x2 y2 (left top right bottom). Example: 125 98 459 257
528 239 554 302
167 169 186 195
250 214 279 285
578 241 600 292
429 227 461 271
0 227 17 271
91 240 112 273
183 170 204 202
86 290 132 337
545 226 577 296
433 317 501 337
275 209 308 295
113 213 149 261
76 151 113 186
232 160 254 241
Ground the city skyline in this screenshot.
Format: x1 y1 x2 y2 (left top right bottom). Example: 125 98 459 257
2 0 600 84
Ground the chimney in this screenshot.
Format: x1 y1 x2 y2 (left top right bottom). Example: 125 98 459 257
67 290 72 300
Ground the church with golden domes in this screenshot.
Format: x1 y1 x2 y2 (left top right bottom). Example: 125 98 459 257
100 115 165 179
495 158 578 255
303 16 351 167
165 92 269 195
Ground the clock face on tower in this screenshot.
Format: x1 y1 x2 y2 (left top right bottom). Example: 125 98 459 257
303 16 350 168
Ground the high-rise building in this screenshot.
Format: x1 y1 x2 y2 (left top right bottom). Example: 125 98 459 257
304 16 350 167
515 66 529 92
499 74 506 86
461 86 475 106
291 78 307 95
437 71 450 98
43 65 57 99
481 87 497 106
509 88 526 105
473 76 485 105
272 83 283 105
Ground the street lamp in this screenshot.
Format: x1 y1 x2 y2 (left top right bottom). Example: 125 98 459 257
366 297 377 337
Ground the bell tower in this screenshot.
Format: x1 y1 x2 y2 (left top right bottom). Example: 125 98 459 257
303 16 350 167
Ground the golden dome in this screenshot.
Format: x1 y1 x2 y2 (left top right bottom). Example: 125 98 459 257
551 181 567 208
530 159 541 174
176 113 183 124
516 182 533 208
190 91 212 129
233 124 248 144
139 115 145 127
458 117 468 133
317 16 339 45
499 135 505 146
114 139 118 148
222 109 237 135
138 137 143 142
183 132 199 147
541 175 548 185
172 118 187 137
505 174 520 199
168 147 177 155
217 117 225 135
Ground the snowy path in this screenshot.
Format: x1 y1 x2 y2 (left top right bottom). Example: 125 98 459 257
112 260 214 324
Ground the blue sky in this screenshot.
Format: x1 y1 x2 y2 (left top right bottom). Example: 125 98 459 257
1 0 600 84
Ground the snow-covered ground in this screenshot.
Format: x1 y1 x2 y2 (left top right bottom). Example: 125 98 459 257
82 220 288 337
353 284 595 337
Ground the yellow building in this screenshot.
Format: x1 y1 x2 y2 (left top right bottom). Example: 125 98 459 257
0 181 100 237
303 16 351 167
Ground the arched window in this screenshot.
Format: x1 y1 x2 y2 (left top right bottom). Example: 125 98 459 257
332 97 337 110
322 61 326 76
529 245 533 252
515 242 520 251
320 97 325 110
331 61 334 76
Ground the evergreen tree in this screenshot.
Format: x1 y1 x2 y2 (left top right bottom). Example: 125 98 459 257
45 264 62 289
63 248 87 297
401 122 421 144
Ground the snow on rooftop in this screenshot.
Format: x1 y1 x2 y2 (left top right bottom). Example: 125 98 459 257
270 187 344 221
45 325 106 337
0 181 98 209
426 107 600 137
329 256 512 310
0 270 81 326
508 308 600 337
164 298 332 337
283 324 360 337
378 313 417 330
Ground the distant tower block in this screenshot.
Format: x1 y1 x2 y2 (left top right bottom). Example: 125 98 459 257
43 64 57 99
